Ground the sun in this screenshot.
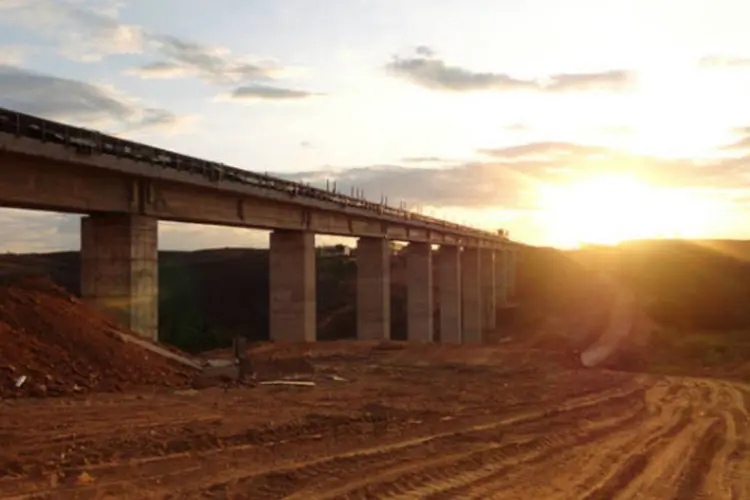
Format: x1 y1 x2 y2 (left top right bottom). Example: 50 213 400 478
538 174 716 248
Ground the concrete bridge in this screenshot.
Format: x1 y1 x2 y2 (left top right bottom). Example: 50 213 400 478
0 108 518 343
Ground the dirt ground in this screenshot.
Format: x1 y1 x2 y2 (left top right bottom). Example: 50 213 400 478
1 342 749 500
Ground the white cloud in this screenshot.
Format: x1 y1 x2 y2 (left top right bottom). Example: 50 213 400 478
0 0 144 61
0 0 320 99
0 45 34 65
0 64 189 132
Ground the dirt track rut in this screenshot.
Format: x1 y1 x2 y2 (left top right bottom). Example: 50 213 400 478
1 354 749 499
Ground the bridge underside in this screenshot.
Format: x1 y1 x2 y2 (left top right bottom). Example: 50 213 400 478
76 214 517 342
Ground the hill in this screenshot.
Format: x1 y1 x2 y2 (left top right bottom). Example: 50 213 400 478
4 239 750 379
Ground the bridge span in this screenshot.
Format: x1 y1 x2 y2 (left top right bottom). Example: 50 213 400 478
0 107 517 342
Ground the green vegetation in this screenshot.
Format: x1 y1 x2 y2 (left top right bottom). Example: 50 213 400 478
158 261 215 353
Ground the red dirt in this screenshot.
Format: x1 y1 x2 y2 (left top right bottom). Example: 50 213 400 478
0 277 195 398
1 342 749 499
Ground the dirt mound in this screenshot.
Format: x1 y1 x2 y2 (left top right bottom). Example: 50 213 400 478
0 276 195 398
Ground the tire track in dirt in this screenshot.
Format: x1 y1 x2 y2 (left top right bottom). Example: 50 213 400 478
696 382 748 499
216 387 647 500
2 383 643 500
720 384 750 499
447 383 691 500
352 400 649 500
674 417 727 500
523 379 749 500
601 381 726 499
579 407 693 500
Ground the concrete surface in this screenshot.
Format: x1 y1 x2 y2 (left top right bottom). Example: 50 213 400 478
407 242 433 342
269 230 316 342
481 248 497 332
461 247 483 343
438 246 462 343
0 135 507 246
356 237 391 340
81 214 158 340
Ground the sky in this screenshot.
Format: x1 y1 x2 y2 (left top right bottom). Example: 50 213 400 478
1 0 750 251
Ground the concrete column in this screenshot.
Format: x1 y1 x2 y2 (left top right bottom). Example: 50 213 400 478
406 242 433 342
269 230 316 342
507 247 517 301
438 245 461 343
481 248 496 331
356 237 391 340
461 247 482 343
495 247 508 307
81 214 158 340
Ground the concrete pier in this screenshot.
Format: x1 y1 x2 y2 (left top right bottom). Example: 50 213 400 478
461 247 482 343
269 230 316 341
81 214 158 340
506 247 517 301
481 248 496 331
406 242 433 341
356 237 391 340
438 245 462 343
496 248 508 307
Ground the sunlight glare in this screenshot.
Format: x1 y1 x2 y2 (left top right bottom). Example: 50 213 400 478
538 174 717 248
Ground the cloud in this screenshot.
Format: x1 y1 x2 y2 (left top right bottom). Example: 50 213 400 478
0 0 312 91
230 85 324 101
385 47 634 93
0 0 143 62
721 134 750 151
479 141 611 160
0 45 34 65
543 70 632 92
503 122 530 132
0 64 185 132
126 61 186 79
400 156 449 163
716 126 750 151
143 34 284 86
283 144 750 212
0 209 79 253
0 0 320 99
699 55 750 68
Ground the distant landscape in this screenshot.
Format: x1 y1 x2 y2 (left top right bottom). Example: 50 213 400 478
3 238 750 380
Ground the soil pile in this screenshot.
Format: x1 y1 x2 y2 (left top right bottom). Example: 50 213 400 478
0 276 195 398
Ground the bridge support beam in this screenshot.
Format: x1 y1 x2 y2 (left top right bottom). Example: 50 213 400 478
481 248 496 332
461 247 482 343
269 230 316 342
438 245 462 343
81 214 158 340
406 242 433 342
356 237 391 340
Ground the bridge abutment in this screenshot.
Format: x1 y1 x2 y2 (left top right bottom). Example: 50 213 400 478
356 237 391 340
438 245 462 343
461 247 482 343
406 242 433 342
80 214 158 340
269 230 316 341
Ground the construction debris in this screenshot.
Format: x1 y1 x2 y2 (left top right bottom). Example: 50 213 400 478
259 380 316 387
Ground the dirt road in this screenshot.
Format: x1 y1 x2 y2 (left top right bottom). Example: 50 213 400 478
1 344 749 499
